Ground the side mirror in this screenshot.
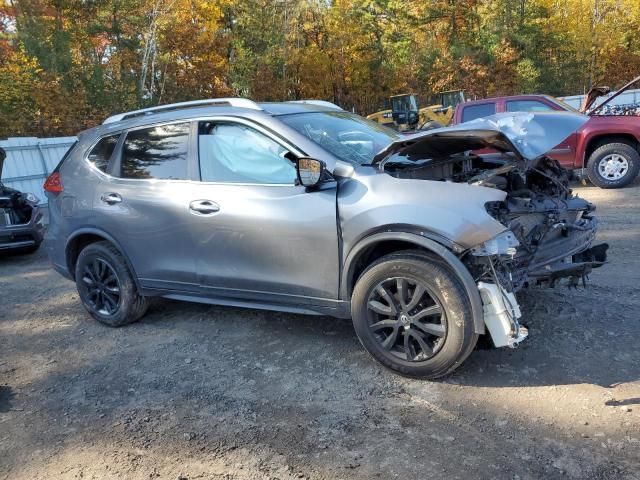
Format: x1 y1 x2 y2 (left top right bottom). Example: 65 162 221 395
296 157 326 188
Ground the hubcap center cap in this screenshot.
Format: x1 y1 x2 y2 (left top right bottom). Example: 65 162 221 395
399 314 410 327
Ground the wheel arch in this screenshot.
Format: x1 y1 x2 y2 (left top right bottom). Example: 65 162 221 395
584 133 640 162
341 231 485 334
65 228 143 292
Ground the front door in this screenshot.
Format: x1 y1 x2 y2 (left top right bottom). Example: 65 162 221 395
188 119 340 305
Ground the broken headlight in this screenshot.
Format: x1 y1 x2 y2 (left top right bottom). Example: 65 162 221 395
471 230 519 257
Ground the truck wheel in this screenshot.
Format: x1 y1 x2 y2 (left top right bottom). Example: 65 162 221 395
75 241 148 327
351 251 478 379
586 143 640 189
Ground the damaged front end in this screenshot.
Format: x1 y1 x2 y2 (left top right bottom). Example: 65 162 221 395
465 155 608 346
0 147 45 253
375 112 608 348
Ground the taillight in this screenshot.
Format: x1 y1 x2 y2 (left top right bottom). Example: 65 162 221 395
43 172 64 193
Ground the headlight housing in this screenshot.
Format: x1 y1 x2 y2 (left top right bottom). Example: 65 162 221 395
471 230 519 256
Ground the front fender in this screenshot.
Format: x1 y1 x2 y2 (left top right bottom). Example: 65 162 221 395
340 231 485 334
338 172 507 253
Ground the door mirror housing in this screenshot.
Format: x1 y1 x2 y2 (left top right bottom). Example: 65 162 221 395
296 157 328 188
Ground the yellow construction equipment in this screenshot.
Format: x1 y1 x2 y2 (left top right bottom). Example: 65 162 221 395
367 90 465 131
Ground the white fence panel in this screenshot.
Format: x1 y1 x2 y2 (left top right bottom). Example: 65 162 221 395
560 88 640 110
0 136 77 205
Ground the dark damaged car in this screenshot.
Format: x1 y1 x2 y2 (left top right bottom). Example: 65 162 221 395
44 100 607 378
0 147 45 254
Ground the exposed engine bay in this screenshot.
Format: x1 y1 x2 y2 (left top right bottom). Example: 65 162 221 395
0 146 43 254
383 151 607 291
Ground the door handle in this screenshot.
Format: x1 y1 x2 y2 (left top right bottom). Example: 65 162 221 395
101 192 122 205
189 199 220 216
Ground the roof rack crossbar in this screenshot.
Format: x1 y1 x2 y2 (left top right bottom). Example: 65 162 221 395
103 98 262 124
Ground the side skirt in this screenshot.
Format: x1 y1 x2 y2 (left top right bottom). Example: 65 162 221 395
141 287 352 319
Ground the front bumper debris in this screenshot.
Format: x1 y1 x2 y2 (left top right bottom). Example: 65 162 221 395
478 281 528 348
528 243 608 287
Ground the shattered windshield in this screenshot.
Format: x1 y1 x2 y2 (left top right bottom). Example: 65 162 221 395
278 111 401 165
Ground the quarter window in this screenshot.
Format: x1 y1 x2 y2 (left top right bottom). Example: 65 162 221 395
88 134 119 172
120 123 190 180
461 103 496 123
506 100 554 112
198 122 296 184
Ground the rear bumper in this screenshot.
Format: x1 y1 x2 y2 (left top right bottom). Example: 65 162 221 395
0 206 45 251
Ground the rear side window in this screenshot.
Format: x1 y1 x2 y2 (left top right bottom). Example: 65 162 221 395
461 103 496 123
87 135 119 172
120 123 190 180
506 100 554 112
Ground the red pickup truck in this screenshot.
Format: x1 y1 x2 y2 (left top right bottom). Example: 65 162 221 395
451 77 640 188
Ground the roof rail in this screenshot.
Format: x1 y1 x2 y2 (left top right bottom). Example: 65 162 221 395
103 98 262 124
287 100 343 111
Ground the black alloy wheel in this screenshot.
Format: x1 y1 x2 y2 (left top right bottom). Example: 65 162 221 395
366 277 447 362
351 251 478 378
75 241 148 327
80 258 122 316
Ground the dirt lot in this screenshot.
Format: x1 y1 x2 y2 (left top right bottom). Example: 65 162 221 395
1 183 639 480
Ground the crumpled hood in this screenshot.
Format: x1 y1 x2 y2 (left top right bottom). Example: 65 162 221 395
373 111 588 164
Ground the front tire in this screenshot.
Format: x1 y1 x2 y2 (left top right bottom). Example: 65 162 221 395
75 241 148 327
586 142 640 189
351 251 478 379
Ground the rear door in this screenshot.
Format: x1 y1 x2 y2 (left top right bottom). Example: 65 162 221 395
92 121 200 291
186 118 340 305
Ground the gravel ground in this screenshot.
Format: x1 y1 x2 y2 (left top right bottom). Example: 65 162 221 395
1 183 639 480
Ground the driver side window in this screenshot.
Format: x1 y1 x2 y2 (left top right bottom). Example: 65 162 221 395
198 121 297 184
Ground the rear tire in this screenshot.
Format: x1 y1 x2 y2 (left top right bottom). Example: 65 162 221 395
75 241 147 327
586 142 640 189
351 251 478 379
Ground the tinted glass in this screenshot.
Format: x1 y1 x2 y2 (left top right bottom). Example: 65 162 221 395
461 103 496 123
198 122 296 184
120 123 190 180
279 111 401 165
87 135 119 172
506 100 554 113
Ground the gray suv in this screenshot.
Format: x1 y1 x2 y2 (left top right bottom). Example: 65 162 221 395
45 99 607 378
